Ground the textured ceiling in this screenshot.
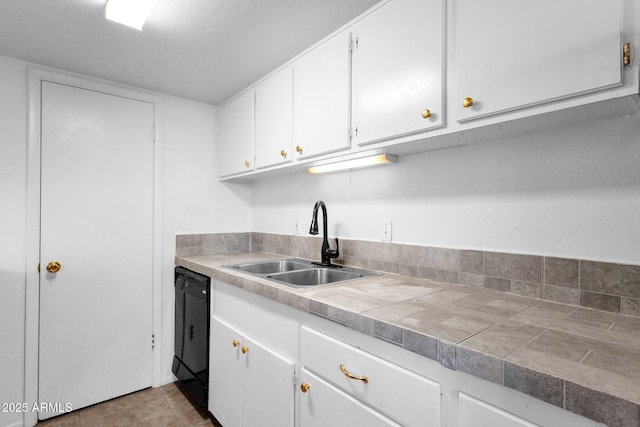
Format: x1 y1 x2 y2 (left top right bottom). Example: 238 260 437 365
0 0 379 104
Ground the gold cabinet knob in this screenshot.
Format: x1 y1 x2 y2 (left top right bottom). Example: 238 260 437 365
244 160 250 168
280 150 287 158
300 383 310 393
421 109 432 119
462 97 474 108
624 42 632 66
46 261 61 274
295 146 303 153
232 340 240 348
241 346 249 354
339 364 368 384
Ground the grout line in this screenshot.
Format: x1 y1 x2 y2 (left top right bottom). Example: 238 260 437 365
578 349 592 364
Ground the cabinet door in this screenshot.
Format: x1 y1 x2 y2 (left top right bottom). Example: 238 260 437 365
209 317 243 427
242 335 295 427
218 90 254 177
458 393 539 427
255 67 294 169
299 368 401 427
293 30 352 159
455 0 623 122
352 0 444 146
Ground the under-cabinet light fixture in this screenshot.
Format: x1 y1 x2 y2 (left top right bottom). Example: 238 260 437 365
106 0 157 30
307 153 398 174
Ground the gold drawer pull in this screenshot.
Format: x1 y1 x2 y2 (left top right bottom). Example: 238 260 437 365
421 108 432 119
232 340 240 348
241 346 249 354
300 383 310 393
462 97 474 108
339 364 368 384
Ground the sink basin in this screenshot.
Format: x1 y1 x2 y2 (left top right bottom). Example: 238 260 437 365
229 259 310 275
224 258 379 288
267 268 362 287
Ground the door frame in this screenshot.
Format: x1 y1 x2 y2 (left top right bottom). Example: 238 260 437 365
24 67 163 427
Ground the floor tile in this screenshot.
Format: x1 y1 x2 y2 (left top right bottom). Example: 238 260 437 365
35 383 220 427
36 413 80 427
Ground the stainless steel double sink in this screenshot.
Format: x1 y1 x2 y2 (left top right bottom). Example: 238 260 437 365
225 259 379 288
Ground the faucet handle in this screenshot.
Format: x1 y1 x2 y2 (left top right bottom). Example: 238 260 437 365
327 238 340 259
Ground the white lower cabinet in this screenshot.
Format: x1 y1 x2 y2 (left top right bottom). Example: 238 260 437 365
207 278 605 427
298 367 401 427
458 393 539 427
209 316 295 427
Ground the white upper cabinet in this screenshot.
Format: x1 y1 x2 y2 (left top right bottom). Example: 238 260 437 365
293 31 352 159
352 0 445 146
217 0 638 181
254 67 294 169
454 0 624 122
218 89 254 177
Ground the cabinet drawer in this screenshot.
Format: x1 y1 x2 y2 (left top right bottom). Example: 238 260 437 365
299 367 401 427
458 393 539 427
300 326 441 426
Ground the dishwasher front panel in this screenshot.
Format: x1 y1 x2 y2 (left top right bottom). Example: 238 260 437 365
173 266 210 409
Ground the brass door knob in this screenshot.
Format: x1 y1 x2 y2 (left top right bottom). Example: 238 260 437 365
280 150 287 158
232 340 240 348
421 109 432 119
462 97 474 108
46 261 61 274
300 383 310 393
244 160 250 168
241 346 249 354
295 146 303 153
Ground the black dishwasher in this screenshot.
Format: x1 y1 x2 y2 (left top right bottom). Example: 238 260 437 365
172 267 210 409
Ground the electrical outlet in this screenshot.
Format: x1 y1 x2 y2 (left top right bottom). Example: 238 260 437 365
294 219 300 234
381 219 392 242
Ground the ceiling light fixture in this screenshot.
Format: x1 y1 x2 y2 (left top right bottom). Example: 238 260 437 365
307 153 398 174
106 0 157 31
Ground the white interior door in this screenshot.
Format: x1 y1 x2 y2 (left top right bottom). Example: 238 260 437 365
38 81 154 420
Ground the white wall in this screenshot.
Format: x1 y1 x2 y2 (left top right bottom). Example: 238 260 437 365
252 113 640 265
161 95 251 383
0 54 252 427
0 56 28 427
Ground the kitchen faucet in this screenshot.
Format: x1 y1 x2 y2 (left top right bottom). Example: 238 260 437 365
309 200 340 267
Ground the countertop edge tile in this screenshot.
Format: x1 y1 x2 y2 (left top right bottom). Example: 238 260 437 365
565 381 640 427
504 361 564 408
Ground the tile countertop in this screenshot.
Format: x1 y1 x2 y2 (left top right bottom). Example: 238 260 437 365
176 252 640 427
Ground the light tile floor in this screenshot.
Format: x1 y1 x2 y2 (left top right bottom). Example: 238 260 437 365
37 382 221 427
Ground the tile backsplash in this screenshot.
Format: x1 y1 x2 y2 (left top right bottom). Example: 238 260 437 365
176 232 640 318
